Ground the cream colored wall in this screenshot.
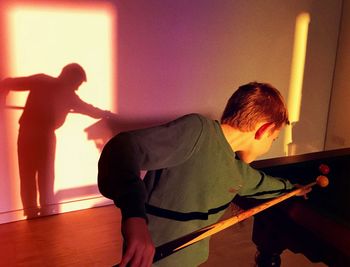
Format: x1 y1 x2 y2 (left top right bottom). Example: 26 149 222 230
286 1 342 155
115 0 342 158
325 0 350 150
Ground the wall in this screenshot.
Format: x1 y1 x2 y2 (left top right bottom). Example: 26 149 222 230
0 0 118 223
115 0 341 156
0 0 342 223
325 0 350 149
287 0 342 154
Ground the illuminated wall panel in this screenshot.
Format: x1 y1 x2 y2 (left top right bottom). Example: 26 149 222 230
284 12 311 155
1 1 116 222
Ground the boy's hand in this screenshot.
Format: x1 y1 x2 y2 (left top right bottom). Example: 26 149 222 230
294 184 312 199
120 217 155 267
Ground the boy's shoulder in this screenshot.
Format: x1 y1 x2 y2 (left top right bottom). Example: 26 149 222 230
175 113 213 124
172 113 218 132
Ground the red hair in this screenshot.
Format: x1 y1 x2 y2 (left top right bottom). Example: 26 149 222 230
221 82 289 132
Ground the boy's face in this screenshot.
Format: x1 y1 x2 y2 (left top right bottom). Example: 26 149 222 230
256 128 280 157
238 127 281 164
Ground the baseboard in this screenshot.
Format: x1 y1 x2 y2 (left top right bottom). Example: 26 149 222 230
0 196 113 224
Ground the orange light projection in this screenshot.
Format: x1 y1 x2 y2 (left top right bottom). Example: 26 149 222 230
1 1 116 222
284 12 310 156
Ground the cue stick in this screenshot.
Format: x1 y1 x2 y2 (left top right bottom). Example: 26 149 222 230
113 175 329 266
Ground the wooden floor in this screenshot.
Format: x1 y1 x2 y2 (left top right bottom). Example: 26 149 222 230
0 205 326 267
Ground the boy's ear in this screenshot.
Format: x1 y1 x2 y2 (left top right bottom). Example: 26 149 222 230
255 122 275 140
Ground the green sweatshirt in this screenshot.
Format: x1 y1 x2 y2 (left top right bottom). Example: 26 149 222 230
98 114 293 267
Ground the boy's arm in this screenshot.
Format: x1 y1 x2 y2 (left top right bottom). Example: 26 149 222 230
119 217 155 267
98 114 203 267
237 162 294 199
98 114 203 219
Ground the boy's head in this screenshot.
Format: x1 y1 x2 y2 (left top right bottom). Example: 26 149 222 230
221 82 289 163
221 82 289 133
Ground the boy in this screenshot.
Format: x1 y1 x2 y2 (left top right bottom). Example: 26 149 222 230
98 82 302 267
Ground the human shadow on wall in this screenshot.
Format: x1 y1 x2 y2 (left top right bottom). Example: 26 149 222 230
84 117 171 152
0 63 113 219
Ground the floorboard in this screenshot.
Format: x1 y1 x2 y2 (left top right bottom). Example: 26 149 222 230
0 205 326 267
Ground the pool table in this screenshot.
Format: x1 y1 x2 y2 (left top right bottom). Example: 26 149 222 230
236 148 350 266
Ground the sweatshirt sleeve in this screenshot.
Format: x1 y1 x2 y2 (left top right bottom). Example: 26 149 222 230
98 114 204 220
237 161 294 199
